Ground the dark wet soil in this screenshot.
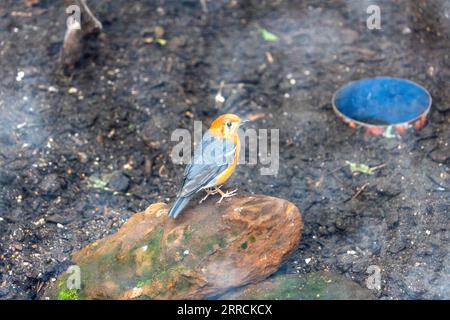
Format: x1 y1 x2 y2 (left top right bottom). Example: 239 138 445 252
0 0 449 299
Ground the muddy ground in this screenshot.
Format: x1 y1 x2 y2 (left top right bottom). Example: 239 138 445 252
0 0 449 300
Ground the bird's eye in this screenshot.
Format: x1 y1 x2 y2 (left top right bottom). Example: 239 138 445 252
226 122 232 128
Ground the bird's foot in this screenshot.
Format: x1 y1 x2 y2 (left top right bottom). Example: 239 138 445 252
216 188 238 204
199 187 219 204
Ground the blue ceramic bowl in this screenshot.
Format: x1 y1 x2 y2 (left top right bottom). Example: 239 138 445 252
332 77 432 136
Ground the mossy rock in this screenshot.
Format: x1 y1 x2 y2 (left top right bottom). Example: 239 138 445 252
220 272 376 300
45 195 303 300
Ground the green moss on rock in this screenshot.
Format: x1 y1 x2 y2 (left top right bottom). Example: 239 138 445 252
194 233 227 257
58 288 81 300
220 272 375 300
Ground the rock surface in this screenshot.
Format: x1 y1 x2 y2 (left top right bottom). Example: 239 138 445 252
220 272 375 300
46 195 302 300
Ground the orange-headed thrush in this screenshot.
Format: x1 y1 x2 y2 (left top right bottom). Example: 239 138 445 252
168 114 246 219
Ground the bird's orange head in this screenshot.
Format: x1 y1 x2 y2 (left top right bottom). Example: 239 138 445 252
209 114 243 142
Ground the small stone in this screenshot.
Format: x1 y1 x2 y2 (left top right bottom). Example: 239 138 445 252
39 174 63 195
68 87 78 94
402 27 412 34
34 218 45 226
77 152 89 163
215 93 225 103
16 71 25 82
429 145 450 164
107 171 130 193
156 7 165 15
143 37 154 44
14 229 25 241
389 239 407 254
139 118 166 149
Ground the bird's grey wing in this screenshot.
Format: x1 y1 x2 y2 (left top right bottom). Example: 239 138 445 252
179 132 236 197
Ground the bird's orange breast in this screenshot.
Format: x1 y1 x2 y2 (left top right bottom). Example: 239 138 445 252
214 139 240 186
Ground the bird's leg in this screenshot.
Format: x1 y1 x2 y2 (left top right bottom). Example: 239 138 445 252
199 187 219 204
214 187 238 204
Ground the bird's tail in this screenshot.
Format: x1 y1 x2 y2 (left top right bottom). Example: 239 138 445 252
168 196 191 219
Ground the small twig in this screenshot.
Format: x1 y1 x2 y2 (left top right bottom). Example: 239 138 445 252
351 182 370 200
427 174 448 191
330 172 347 187
265 52 274 64
370 163 386 172
327 165 347 175
36 281 44 294
214 80 225 106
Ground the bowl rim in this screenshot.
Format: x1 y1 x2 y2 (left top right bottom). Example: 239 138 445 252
331 76 432 128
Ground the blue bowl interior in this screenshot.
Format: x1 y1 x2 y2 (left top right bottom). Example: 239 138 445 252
334 77 431 125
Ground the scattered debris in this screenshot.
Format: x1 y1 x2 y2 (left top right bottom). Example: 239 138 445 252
87 175 108 190
144 37 154 44
11 11 33 17
257 27 278 42
155 38 167 46
346 161 385 175
426 175 448 191
265 52 274 64
351 182 370 200
33 218 45 226
16 71 25 82
215 80 225 104
68 87 78 94
25 0 40 7
154 26 165 38
247 112 266 121
48 86 58 93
